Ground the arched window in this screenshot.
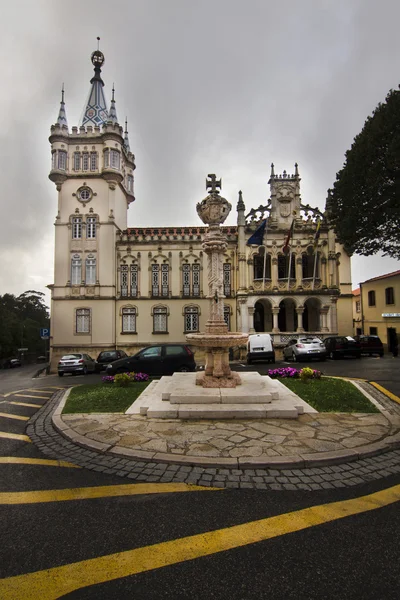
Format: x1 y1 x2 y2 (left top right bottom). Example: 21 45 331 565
385 287 395 305
302 249 318 279
71 255 82 285
253 248 271 280
122 307 137 333
76 308 90 333
184 306 199 332
85 255 96 285
278 254 295 280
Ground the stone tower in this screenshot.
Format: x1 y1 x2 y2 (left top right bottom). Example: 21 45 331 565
48 43 135 363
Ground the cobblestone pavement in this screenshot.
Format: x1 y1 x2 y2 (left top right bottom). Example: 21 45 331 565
25 386 400 490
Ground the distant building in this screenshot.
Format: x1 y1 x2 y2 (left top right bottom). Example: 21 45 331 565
352 288 362 335
356 270 400 350
48 47 353 370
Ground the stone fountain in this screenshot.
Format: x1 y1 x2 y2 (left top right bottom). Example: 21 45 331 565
186 175 248 388
127 175 310 419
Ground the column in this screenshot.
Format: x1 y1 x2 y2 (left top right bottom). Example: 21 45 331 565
296 306 305 332
271 257 278 289
272 307 280 333
248 306 255 333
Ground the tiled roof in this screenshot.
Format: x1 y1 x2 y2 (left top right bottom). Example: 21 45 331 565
352 288 360 296
363 270 400 284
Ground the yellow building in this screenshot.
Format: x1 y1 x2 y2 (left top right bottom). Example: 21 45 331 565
48 47 354 371
356 270 400 351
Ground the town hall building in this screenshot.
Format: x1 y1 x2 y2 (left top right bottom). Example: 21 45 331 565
48 47 353 370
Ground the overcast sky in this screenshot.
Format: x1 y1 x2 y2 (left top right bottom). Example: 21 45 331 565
1 0 399 306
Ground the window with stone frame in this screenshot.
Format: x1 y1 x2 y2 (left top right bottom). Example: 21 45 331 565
58 150 67 170
127 174 134 192
224 305 231 330
278 253 296 280
182 264 200 297
130 264 138 297
76 308 90 333
385 287 395 305
82 152 89 171
86 217 96 239
120 265 128 297
85 255 96 285
184 306 199 332
302 249 318 279
90 152 97 171
356 300 361 313
103 149 109 168
72 216 83 239
223 263 232 296
110 149 120 169
153 306 168 333
73 152 81 171
120 264 138 297
253 249 271 280
152 264 169 297
71 254 82 285
122 307 136 333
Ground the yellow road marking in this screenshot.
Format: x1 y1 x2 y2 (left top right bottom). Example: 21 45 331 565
1 483 399 599
9 401 42 408
0 412 29 421
3 389 26 398
0 482 220 505
13 394 50 400
23 389 54 395
0 431 31 442
0 457 80 468
369 382 400 405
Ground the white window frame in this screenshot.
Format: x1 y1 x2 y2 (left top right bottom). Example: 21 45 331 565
73 152 81 171
85 255 96 285
82 152 89 171
76 308 90 333
86 217 96 239
103 149 109 168
71 254 82 285
184 306 199 332
58 150 67 170
153 306 168 333
72 217 83 239
90 152 97 171
122 307 137 333
110 149 120 169
127 174 133 192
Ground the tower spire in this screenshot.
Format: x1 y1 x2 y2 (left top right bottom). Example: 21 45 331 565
56 84 68 129
107 84 118 124
124 117 131 152
80 38 109 127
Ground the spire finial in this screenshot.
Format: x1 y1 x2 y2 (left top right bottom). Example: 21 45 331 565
270 163 275 177
123 116 131 151
97 36 100 50
80 41 108 126
61 83 65 103
112 84 115 102
56 83 68 128
295 162 299 176
108 84 118 125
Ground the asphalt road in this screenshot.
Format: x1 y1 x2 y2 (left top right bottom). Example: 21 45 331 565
0 360 399 598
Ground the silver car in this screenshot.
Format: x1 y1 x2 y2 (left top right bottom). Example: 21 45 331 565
58 353 96 376
283 337 327 362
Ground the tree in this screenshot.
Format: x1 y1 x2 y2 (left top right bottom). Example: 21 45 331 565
328 87 400 258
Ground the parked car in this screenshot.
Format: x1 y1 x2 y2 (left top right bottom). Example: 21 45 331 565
283 337 327 362
58 353 96 376
247 334 275 364
353 335 384 357
2 358 22 369
105 344 196 376
95 350 128 372
323 336 361 360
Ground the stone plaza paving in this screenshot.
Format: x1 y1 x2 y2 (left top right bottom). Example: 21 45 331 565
27 383 400 490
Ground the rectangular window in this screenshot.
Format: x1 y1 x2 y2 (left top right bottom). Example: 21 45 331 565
51 152 57 170
85 257 96 285
370 327 378 335
76 308 90 333
103 149 109 168
223 264 231 297
120 265 128 297
161 264 169 297
356 300 361 313
110 150 120 169
90 152 97 171
82 152 89 171
73 152 81 171
58 151 67 170
153 307 167 333
71 255 82 285
368 290 376 307
184 307 199 332
192 264 200 297
183 264 190 297
72 217 82 239
130 265 138 297
385 287 395 305
152 265 159 296
86 217 96 239
224 307 230 331
122 308 136 333
127 174 133 192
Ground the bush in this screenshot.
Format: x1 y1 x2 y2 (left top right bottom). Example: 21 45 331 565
114 373 131 387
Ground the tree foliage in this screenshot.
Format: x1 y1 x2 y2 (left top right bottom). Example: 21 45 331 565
329 87 400 258
0 291 49 359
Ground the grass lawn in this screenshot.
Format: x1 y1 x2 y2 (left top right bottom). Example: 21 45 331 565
63 382 150 414
280 376 379 413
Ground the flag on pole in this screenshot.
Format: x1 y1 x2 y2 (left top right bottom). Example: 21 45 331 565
283 219 295 251
313 219 321 250
247 219 267 246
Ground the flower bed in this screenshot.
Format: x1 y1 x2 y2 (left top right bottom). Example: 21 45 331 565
101 372 149 385
268 367 322 380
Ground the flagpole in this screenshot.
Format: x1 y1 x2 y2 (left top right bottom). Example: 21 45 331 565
262 244 267 291
287 249 292 291
312 250 317 290
312 219 320 291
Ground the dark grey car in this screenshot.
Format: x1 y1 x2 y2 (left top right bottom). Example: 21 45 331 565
105 344 196 376
58 353 96 376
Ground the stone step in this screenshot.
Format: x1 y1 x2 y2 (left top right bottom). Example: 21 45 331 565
145 402 302 419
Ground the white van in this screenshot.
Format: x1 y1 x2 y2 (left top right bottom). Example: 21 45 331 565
247 334 275 365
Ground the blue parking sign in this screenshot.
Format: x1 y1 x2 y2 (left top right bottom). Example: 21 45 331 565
40 328 50 339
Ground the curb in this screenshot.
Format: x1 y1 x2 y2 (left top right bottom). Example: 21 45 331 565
51 388 400 470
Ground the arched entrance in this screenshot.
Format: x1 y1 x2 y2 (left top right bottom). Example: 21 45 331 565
278 299 297 332
254 299 273 332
